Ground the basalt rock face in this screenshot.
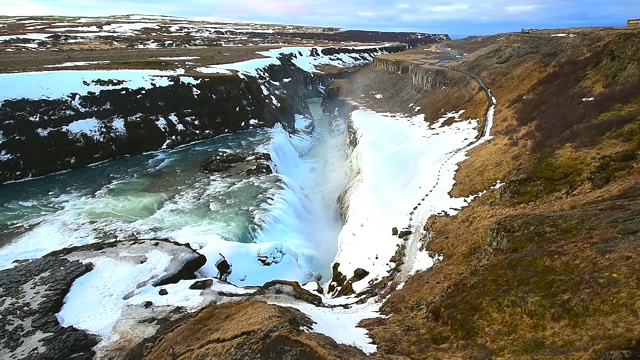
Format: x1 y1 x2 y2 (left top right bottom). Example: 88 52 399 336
0 45 403 184
372 57 471 91
0 74 288 183
0 257 98 360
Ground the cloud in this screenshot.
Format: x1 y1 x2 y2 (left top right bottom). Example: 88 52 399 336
424 4 471 12
505 4 538 12
0 0 636 36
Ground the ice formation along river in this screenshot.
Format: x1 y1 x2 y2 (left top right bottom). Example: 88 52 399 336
0 46 496 353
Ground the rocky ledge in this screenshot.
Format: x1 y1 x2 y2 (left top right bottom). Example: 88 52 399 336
0 239 206 360
200 151 272 177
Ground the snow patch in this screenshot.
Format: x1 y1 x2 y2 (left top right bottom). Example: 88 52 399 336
112 118 126 134
57 251 172 344
64 118 102 140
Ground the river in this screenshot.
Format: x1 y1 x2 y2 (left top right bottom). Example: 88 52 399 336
0 99 350 285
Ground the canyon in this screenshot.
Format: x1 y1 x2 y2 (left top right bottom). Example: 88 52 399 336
0 16 639 360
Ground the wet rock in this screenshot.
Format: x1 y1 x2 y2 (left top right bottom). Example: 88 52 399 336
189 279 214 290
200 152 246 173
257 280 323 306
200 151 273 177
159 288 169 296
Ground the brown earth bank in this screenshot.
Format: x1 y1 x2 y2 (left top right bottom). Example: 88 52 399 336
144 301 393 360
363 27 640 359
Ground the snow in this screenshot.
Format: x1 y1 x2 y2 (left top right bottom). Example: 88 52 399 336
0 33 50 41
153 118 168 133
0 150 12 161
57 251 172 343
412 250 442 275
48 26 99 32
103 23 158 32
0 69 177 103
112 118 126 134
333 109 482 292
195 66 233 75
36 128 51 136
273 297 381 353
156 56 200 60
196 45 387 76
64 118 102 140
44 61 110 68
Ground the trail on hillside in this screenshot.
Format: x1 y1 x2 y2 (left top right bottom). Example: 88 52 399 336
397 64 497 283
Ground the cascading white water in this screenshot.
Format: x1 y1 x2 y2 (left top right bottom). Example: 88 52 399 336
0 99 351 287
251 99 351 282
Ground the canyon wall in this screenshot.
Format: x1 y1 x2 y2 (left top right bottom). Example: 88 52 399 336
0 45 403 184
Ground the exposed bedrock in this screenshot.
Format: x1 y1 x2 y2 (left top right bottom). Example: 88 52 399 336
372 57 472 90
144 301 374 360
0 45 403 184
0 239 206 360
0 257 98 360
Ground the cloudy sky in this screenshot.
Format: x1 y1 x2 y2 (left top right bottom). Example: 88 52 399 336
0 0 636 37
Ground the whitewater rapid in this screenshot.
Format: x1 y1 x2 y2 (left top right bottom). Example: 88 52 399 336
0 99 350 287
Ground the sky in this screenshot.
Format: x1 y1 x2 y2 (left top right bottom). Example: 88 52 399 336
0 0 636 37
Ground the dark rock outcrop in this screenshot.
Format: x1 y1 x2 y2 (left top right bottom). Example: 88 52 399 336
0 45 400 184
0 257 98 360
200 151 273 177
257 280 323 306
0 238 208 360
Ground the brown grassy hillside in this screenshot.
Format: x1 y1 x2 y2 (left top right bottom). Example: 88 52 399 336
144 28 639 360
365 28 640 359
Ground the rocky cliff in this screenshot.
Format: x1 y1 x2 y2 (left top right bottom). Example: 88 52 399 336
0 45 402 184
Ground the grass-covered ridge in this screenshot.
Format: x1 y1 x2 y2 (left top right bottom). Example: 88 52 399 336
365 27 640 359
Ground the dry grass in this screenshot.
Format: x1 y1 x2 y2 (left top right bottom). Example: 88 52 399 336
364 28 640 359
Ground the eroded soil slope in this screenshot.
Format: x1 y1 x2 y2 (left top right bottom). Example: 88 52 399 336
366 27 640 359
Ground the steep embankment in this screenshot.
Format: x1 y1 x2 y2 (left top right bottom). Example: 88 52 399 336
0 45 403 184
365 28 640 359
